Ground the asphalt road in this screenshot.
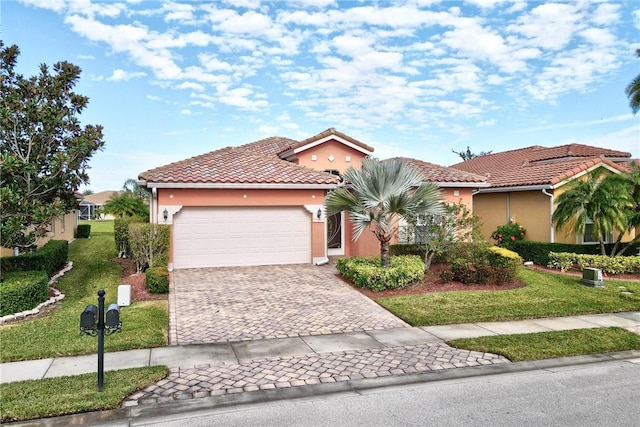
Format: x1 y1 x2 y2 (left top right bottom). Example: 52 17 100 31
131 359 640 427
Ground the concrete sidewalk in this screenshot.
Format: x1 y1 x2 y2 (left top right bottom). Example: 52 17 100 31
2 311 639 386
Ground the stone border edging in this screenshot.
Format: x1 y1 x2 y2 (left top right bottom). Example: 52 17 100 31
0 262 71 324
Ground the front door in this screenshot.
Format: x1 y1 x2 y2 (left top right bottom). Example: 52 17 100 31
327 212 344 256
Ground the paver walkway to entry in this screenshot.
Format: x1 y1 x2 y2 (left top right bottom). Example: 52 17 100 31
169 264 409 345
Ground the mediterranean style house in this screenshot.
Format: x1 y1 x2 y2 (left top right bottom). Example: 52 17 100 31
138 128 488 269
451 144 637 244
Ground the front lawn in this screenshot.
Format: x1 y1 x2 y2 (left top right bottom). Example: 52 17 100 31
78 219 113 235
448 327 640 361
0 366 168 423
377 268 640 326
0 233 168 362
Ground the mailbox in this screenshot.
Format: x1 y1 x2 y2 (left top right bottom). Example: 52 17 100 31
80 304 98 330
105 304 121 329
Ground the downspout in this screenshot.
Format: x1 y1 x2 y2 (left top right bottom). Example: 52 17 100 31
542 189 554 243
152 187 157 224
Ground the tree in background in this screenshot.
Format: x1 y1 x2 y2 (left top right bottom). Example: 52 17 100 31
552 171 632 256
325 158 445 268
122 178 149 199
452 146 493 161
0 42 105 250
625 48 640 115
103 192 148 219
82 189 94 196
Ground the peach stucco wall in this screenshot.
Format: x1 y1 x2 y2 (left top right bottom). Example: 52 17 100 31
296 139 367 173
158 188 326 206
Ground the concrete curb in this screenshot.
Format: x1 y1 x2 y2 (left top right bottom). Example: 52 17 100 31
7 350 640 427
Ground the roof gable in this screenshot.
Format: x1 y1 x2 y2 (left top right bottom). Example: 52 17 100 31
280 128 374 160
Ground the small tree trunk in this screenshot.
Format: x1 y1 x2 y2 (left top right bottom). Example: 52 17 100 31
424 250 435 272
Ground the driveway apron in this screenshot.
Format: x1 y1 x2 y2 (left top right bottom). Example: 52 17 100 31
169 264 409 345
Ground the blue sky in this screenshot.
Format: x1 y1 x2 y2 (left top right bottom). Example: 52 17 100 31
4 0 640 192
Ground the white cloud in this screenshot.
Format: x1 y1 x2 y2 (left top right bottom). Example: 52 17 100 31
181 109 192 115
107 69 146 81
175 81 205 91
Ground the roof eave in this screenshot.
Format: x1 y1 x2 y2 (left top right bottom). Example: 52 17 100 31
432 182 490 188
143 182 338 190
475 184 554 193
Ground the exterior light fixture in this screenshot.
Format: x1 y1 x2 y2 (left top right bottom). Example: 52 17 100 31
317 208 322 220
163 209 168 222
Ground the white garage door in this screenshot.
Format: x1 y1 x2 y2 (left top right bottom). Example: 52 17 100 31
172 207 311 269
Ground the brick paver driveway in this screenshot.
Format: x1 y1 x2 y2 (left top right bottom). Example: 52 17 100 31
169 263 409 345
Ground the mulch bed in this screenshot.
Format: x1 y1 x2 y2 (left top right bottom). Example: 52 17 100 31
352 262 526 299
112 258 168 302
349 262 640 300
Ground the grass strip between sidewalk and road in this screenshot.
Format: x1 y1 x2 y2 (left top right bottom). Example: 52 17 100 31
0 226 168 362
0 366 168 423
377 267 640 326
448 327 640 362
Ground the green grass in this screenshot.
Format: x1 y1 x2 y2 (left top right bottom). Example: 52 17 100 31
78 219 114 235
448 327 640 362
378 268 640 326
0 233 168 362
0 366 168 423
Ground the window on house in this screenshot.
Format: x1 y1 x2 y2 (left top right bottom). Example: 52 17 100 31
582 219 613 244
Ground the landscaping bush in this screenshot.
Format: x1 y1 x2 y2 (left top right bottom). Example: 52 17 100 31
390 244 426 258
114 217 147 258
145 266 169 294
548 252 640 275
449 243 521 285
513 241 640 266
128 224 170 273
336 255 425 292
75 224 91 238
0 240 68 277
491 223 526 250
0 271 49 316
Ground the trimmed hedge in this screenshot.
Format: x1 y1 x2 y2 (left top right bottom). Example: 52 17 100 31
114 217 147 258
75 224 91 238
0 240 68 277
0 271 49 316
390 244 425 258
547 252 640 274
336 255 425 292
145 266 169 294
513 241 640 266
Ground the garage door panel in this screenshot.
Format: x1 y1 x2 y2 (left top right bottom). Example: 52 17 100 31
173 207 311 269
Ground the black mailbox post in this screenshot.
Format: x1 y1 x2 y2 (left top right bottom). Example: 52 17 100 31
79 290 122 391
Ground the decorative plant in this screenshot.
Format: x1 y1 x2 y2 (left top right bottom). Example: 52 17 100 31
491 223 526 250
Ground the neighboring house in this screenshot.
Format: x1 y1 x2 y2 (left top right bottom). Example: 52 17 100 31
451 144 636 244
138 128 489 270
0 193 82 258
78 191 122 220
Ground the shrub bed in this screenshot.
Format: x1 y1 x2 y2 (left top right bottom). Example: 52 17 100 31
0 240 68 277
336 255 425 292
145 266 169 294
547 252 640 274
0 271 49 316
513 241 640 266
449 242 522 285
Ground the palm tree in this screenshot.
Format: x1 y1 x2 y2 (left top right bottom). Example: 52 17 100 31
626 49 640 115
103 192 148 219
608 162 640 255
122 178 149 199
552 171 632 255
325 157 445 267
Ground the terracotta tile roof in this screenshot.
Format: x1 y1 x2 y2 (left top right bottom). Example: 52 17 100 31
393 157 488 184
238 136 299 157
291 128 375 153
139 145 339 186
451 144 632 189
